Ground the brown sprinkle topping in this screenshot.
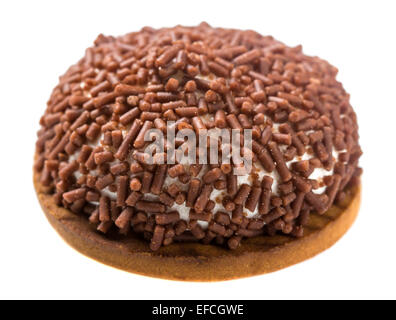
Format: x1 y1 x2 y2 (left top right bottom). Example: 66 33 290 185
35 23 362 251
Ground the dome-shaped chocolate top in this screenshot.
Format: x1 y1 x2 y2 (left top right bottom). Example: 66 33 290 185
35 23 362 250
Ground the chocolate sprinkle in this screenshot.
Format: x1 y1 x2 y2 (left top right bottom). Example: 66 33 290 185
35 23 361 251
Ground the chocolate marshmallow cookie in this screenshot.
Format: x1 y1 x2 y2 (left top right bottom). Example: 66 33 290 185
34 23 362 280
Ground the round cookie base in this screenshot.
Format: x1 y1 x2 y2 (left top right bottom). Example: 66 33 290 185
34 172 361 281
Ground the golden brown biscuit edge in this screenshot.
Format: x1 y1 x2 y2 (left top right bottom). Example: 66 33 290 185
34 171 360 281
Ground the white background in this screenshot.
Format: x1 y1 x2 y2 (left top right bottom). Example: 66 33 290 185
0 0 395 300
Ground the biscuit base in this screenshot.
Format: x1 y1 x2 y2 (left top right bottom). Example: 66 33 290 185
34 172 360 281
